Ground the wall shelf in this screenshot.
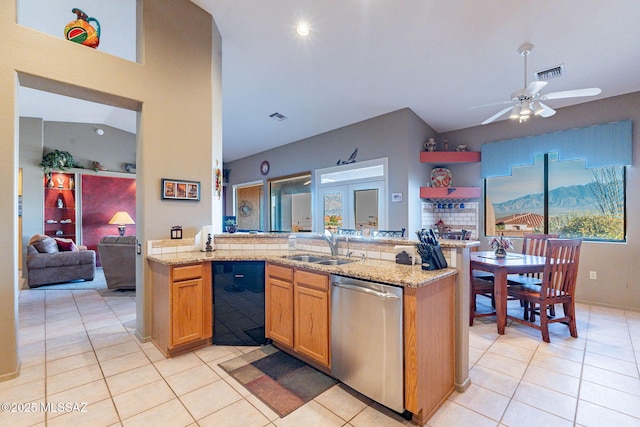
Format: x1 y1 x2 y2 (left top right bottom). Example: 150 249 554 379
420 187 481 200
44 172 77 242
420 151 481 163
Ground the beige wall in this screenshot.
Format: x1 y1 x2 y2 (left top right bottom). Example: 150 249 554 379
0 0 222 378
441 92 640 311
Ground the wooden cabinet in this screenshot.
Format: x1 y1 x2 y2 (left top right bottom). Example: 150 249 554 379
150 261 212 357
265 263 294 347
420 151 481 201
403 274 455 425
43 172 77 242
266 263 330 368
294 270 330 367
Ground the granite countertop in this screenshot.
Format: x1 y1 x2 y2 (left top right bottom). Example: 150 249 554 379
147 249 457 288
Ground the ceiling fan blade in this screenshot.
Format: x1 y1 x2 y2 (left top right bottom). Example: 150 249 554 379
470 100 514 110
525 80 547 96
541 87 602 100
481 106 513 125
538 102 556 118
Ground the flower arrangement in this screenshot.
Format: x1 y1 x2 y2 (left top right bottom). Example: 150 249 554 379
490 234 513 251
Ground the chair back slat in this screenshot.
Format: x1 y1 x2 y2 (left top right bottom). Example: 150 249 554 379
541 238 582 299
521 233 559 278
522 233 559 256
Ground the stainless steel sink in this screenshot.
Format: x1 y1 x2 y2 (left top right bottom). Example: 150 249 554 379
281 254 357 265
315 259 356 266
282 254 330 263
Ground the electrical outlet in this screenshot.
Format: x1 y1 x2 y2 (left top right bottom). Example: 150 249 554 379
589 271 597 280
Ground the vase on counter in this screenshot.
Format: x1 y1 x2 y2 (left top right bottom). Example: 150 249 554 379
226 225 237 233
494 247 507 258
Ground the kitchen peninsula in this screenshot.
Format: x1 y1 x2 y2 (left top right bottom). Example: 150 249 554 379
147 233 477 425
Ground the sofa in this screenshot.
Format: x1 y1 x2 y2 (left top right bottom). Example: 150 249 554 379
98 235 136 290
26 234 96 288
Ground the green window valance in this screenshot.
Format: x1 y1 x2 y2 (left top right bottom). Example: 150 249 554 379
481 120 633 178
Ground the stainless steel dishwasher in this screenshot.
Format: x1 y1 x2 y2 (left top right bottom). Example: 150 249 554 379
330 275 404 413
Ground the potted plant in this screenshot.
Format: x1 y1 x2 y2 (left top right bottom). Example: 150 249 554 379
40 149 79 173
40 150 79 186
224 218 237 233
490 234 513 258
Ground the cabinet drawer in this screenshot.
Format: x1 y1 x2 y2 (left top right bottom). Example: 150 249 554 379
267 264 293 282
172 264 203 282
295 270 329 292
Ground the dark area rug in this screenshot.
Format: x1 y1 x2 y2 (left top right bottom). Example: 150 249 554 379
219 345 337 417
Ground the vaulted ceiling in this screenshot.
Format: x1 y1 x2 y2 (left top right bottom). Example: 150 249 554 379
19 1 640 162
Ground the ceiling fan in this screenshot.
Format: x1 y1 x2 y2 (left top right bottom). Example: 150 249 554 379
480 43 601 125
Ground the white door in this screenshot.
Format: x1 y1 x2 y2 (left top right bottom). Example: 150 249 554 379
316 180 386 232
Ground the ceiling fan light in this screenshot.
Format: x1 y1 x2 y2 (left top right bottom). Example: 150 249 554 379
532 101 545 115
509 105 521 119
520 104 532 116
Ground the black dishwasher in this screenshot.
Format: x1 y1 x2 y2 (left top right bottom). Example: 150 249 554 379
212 261 266 346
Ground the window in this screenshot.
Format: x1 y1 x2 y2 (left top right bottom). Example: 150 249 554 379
269 173 312 232
485 153 626 241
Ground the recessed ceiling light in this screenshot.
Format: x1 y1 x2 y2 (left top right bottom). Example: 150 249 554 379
95 128 104 136
296 22 310 37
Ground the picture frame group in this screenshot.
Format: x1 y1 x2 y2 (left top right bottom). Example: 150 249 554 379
161 178 200 201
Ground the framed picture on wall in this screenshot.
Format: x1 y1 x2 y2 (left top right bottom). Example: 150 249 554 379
161 178 200 201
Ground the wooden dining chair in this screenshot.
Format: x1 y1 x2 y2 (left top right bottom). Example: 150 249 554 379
507 238 582 343
508 233 559 316
469 272 496 326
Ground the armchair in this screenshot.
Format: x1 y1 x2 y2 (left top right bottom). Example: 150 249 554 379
98 236 136 290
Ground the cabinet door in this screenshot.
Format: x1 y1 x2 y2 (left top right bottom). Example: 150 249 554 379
171 278 205 347
294 271 330 367
265 264 294 347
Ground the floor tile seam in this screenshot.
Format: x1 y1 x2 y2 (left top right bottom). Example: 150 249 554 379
579 377 640 398
446 398 503 424
317 396 371 425
164 363 224 397
517 376 580 399
580 359 640 378
576 395 640 420
509 385 578 423
175 379 243 422
457 380 517 400
533 348 585 366
583 348 637 364
571 308 590 425
485 348 536 364
105 365 183 423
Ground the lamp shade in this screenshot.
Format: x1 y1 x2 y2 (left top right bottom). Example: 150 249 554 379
109 211 135 225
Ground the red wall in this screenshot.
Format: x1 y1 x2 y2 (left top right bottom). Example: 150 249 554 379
81 175 136 266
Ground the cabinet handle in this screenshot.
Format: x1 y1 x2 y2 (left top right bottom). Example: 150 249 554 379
332 282 400 299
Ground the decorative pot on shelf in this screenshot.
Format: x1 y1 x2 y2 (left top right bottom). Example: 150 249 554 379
225 225 237 233
494 247 507 258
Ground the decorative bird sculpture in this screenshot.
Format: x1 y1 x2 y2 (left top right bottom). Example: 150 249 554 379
337 148 358 165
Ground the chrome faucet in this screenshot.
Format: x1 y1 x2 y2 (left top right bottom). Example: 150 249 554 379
322 229 338 256
345 236 353 258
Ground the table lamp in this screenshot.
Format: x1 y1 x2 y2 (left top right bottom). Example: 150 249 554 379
109 211 135 236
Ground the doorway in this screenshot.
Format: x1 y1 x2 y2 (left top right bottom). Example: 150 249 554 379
315 158 388 232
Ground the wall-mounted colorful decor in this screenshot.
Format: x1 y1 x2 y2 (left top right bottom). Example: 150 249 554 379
64 8 100 48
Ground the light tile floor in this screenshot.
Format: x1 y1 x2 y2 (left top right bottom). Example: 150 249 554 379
1 289 639 426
